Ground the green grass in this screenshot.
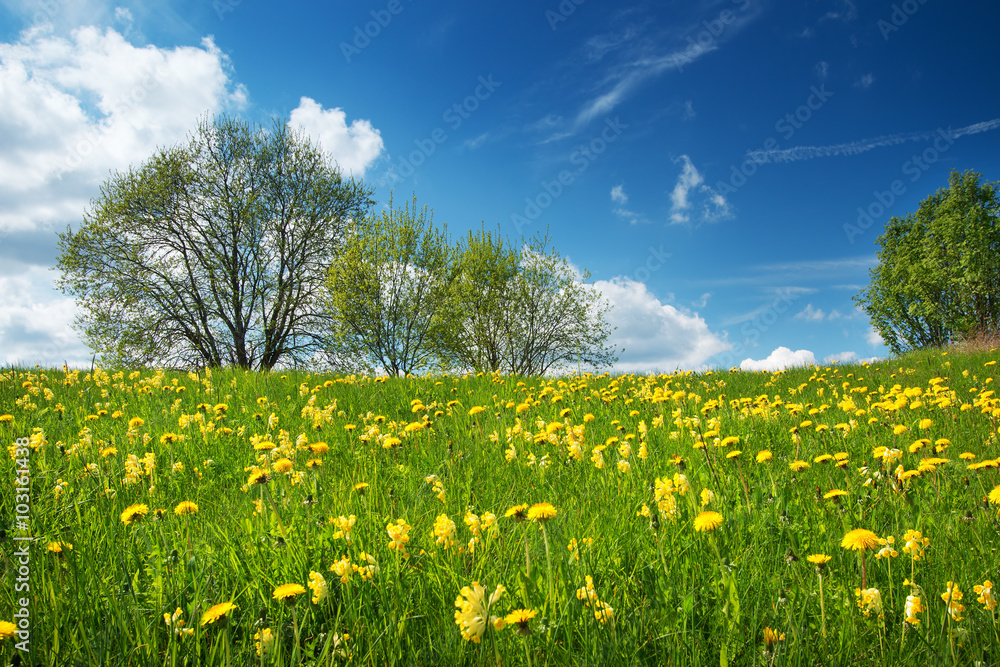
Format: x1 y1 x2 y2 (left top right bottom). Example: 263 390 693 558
1 347 998 665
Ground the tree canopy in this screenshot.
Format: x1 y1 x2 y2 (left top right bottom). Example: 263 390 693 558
438 228 618 375
56 114 374 370
326 194 453 375
855 170 1000 353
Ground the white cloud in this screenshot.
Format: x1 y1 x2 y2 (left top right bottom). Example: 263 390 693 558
609 184 647 224
461 132 490 151
0 25 248 232
0 266 92 367
745 117 1000 165
668 155 731 226
866 327 885 347
289 97 384 178
594 277 729 372
824 350 858 364
740 346 817 372
794 304 826 322
610 185 627 205
693 292 711 308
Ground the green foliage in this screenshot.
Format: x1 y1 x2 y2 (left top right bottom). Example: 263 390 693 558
56 114 374 371
856 170 1000 354
2 348 999 666
439 227 618 374
326 193 453 375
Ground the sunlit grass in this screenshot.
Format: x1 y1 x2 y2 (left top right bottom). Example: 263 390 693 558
1 347 998 665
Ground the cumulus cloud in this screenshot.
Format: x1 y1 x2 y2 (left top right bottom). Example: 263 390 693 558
0 25 248 232
594 277 729 372
289 97 384 177
668 155 731 226
824 351 858 364
794 304 826 322
740 346 817 372
0 265 92 367
866 327 885 347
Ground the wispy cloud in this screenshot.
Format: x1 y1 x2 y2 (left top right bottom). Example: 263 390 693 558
610 185 648 225
669 155 731 226
746 117 1000 164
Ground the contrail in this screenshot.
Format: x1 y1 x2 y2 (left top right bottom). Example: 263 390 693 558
745 117 1000 164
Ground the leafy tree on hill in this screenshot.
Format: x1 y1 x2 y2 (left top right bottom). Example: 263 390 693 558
326 194 453 375
855 170 1000 353
56 114 374 370
438 227 618 375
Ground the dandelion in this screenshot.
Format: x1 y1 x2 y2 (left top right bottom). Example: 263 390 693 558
454 582 505 643
200 601 236 627
823 488 848 501
789 460 810 472
174 501 198 516
763 626 785 649
807 554 831 567
0 620 15 640
988 485 1000 505
756 450 773 463
505 608 537 635
693 511 723 532
354 482 370 495
842 528 879 588
273 583 306 605
505 504 529 521
841 528 880 551
528 502 557 523
120 503 149 526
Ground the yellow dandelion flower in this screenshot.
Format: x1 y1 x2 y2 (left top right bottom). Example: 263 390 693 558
756 450 773 463
505 608 537 635
527 503 557 523
200 601 236 626
841 528 879 551
807 553 831 565
273 583 306 603
120 503 149 526
174 501 198 516
693 511 723 532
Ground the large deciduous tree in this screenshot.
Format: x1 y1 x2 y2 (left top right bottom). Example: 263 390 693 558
56 115 374 370
439 228 618 375
855 170 1000 353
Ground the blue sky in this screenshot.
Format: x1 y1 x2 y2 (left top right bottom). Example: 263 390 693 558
2 0 999 372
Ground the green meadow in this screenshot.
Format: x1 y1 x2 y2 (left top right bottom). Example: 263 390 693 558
1 348 999 665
